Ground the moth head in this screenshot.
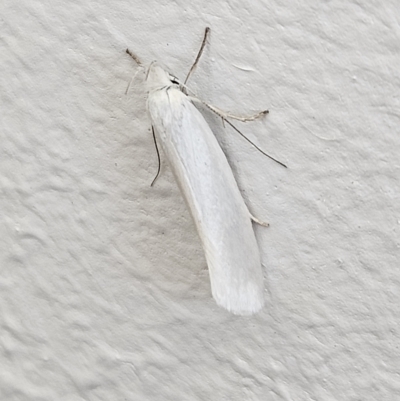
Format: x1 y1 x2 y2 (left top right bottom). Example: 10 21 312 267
145 61 180 92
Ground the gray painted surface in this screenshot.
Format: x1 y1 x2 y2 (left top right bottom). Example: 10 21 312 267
1 1 399 400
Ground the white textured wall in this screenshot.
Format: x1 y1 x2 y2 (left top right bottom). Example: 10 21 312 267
1 1 399 400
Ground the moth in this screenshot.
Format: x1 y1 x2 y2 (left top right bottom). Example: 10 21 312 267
126 28 286 315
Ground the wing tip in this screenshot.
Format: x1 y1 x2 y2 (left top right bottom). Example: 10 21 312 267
210 274 265 315
214 292 265 316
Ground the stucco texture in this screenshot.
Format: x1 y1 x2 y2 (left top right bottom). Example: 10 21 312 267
1 1 399 400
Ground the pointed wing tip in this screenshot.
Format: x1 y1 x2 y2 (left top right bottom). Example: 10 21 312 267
215 296 265 316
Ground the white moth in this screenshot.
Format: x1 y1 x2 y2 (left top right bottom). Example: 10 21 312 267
127 28 285 315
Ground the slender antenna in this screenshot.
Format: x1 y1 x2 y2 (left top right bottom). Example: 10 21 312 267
184 27 210 85
126 49 142 66
125 49 144 95
150 126 162 186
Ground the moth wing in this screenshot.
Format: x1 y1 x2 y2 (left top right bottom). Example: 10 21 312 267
148 88 265 315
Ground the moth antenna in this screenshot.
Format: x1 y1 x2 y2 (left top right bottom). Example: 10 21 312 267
125 49 144 95
184 27 210 85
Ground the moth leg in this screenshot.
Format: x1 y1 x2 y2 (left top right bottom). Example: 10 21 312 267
250 213 269 227
204 103 269 122
188 96 287 168
150 126 162 187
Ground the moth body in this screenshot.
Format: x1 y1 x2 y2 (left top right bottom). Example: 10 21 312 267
146 62 265 315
